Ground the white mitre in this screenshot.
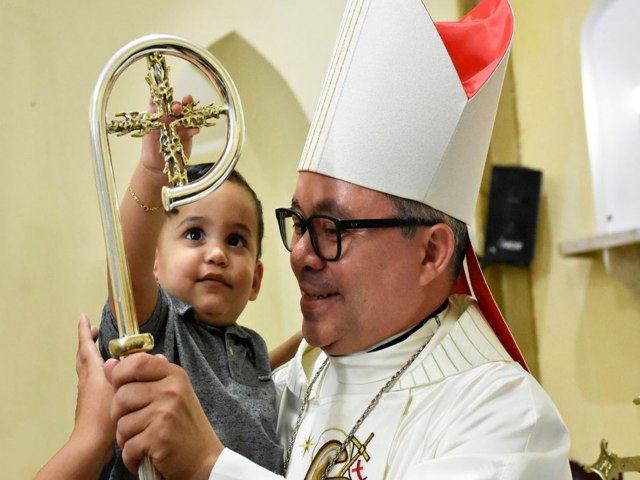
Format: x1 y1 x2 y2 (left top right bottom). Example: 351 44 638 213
298 0 514 225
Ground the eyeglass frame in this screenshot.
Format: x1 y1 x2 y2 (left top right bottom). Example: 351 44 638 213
275 207 438 261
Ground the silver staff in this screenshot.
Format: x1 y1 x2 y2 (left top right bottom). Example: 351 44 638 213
89 34 244 479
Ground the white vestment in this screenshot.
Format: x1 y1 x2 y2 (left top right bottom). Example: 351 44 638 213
211 295 571 480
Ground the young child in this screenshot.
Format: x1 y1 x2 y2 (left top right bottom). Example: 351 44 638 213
98 97 284 479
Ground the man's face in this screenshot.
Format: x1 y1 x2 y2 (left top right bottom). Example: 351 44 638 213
290 172 428 355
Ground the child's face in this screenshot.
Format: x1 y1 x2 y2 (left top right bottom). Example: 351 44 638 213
154 180 263 326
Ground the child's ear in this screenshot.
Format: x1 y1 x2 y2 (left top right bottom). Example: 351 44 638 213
249 260 264 301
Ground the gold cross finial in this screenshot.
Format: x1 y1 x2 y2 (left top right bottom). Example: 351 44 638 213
106 52 226 186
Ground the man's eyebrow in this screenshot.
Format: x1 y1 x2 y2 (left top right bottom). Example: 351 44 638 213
290 197 349 217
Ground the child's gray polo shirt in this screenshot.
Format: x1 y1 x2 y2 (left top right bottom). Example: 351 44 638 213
98 286 283 479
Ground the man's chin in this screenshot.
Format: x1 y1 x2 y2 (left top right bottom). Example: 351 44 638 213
302 321 332 349
302 325 352 356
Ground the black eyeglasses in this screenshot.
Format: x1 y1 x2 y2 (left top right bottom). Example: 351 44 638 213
275 208 436 261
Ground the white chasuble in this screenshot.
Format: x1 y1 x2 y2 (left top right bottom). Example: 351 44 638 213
275 295 571 480
211 295 571 480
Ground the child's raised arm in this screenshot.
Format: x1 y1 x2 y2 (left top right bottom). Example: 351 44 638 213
107 95 198 326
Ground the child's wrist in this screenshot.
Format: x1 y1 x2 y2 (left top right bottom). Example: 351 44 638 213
138 158 169 183
70 424 114 464
128 186 163 212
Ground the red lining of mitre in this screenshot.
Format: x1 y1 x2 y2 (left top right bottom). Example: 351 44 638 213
454 239 529 371
435 0 514 99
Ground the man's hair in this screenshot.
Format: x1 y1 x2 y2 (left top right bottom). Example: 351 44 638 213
182 163 265 259
385 193 468 281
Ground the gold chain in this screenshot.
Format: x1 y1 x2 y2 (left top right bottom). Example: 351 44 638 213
127 186 162 212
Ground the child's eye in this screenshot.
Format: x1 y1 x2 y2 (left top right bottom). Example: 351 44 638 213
228 233 247 248
185 229 204 241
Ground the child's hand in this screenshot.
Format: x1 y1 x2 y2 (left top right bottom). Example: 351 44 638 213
72 314 116 465
139 94 200 178
33 316 118 479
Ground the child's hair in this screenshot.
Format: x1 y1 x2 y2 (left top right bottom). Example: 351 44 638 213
184 163 265 259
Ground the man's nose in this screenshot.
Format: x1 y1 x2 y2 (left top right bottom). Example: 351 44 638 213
290 229 323 269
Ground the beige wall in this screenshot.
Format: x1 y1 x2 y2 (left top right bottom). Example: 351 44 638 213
508 0 640 471
3 0 638 477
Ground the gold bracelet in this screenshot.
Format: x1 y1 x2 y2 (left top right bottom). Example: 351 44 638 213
128 186 162 212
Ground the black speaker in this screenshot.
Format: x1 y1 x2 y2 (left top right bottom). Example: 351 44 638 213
483 166 542 267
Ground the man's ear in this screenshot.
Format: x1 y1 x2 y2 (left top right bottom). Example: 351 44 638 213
249 260 264 301
418 223 455 286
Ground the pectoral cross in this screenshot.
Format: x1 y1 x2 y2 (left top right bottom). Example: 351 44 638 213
107 51 226 186
337 433 374 477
